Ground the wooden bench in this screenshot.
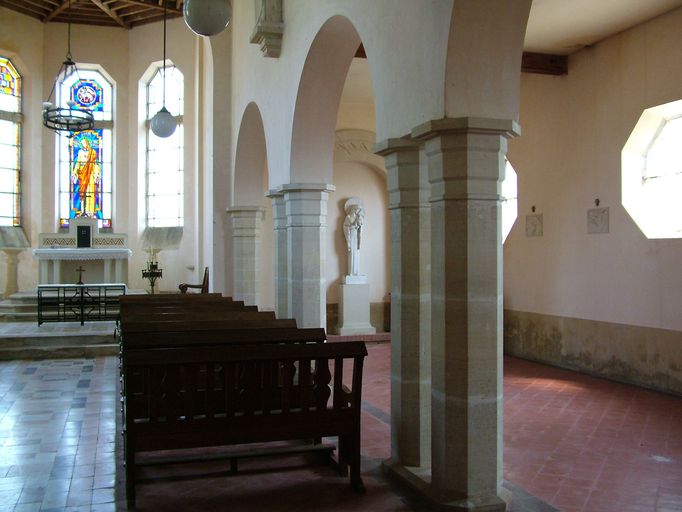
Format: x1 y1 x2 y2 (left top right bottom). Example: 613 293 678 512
122 340 367 504
178 266 209 293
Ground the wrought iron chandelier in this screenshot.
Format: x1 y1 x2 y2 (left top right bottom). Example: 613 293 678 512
42 0 94 133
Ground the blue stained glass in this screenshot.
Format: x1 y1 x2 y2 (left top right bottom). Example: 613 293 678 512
69 129 103 219
71 79 103 112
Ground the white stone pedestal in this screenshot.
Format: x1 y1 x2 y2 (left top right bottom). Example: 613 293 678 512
338 277 375 335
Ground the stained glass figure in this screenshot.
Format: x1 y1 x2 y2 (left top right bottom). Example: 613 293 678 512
69 129 103 219
0 57 21 113
0 56 21 226
57 68 113 229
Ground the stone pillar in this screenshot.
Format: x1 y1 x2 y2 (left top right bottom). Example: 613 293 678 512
227 207 265 306
2 249 22 298
282 183 335 329
412 118 519 510
375 138 430 475
267 189 289 318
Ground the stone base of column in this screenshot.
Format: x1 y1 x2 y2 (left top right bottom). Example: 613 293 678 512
383 459 510 512
338 282 375 335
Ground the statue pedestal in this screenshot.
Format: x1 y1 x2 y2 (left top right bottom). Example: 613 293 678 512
338 276 376 335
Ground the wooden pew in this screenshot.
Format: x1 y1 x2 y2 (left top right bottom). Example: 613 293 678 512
122 340 367 504
122 326 326 350
119 310 279 328
120 293 223 302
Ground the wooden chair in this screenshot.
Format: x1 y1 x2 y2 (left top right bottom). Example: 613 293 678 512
179 267 209 293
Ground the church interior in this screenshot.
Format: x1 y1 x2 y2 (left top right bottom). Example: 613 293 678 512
0 0 681 510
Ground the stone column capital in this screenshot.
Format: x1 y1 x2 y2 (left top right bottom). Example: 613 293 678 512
226 206 266 219
373 137 419 157
266 187 284 198
280 182 336 194
411 117 521 142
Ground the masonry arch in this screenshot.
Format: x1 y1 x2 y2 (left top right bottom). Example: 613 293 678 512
289 15 362 184
234 102 268 206
229 102 273 308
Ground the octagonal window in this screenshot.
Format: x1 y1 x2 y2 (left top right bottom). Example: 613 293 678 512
502 160 518 242
623 99 682 238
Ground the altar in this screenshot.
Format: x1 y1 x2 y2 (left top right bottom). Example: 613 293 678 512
33 217 132 285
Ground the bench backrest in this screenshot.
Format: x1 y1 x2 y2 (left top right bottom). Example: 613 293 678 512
121 300 255 312
123 341 367 451
120 316 294 334
120 293 224 303
119 310 276 327
120 326 326 349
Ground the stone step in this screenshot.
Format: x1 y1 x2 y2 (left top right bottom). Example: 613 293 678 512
0 344 118 361
0 320 119 360
0 295 39 322
0 312 38 323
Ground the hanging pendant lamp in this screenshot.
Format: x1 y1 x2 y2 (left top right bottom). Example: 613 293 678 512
184 0 231 36
151 0 177 138
42 0 94 133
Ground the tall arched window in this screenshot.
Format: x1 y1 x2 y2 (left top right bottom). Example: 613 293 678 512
146 64 183 227
0 56 22 226
56 68 113 229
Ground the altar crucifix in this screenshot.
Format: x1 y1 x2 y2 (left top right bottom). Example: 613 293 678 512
76 266 86 285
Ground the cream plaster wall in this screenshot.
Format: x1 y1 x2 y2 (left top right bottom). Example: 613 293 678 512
0 11 210 294
327 160 389 304
506 6 682 333
0 7 44 293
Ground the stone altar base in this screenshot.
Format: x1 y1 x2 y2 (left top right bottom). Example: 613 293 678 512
338 279 375 335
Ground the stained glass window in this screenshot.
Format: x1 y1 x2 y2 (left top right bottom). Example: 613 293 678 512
57 68 113 228
0 56 22 226
146 65 184 227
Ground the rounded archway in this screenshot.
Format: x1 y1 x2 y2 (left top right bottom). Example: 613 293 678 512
230 102 273 309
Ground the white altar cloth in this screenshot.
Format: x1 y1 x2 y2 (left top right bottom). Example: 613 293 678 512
33 248 132 284
33 248 132 260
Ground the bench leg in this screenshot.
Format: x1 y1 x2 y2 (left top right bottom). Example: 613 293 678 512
337 436 348 477
125 435 136 506
349 432 365 494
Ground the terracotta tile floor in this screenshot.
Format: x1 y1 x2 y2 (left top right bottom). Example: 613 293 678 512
0 344 681 511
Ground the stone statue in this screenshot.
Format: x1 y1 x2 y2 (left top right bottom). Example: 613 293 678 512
343 197 364 276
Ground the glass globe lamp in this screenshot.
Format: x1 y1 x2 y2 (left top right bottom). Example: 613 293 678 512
184 0 231 36
151 107 177 138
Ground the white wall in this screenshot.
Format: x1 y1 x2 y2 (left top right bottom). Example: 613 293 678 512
230 0 453 188
127 18 201 292
506 6 682 332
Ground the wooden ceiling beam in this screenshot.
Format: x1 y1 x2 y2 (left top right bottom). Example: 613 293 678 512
521 52 568 75
353 44 569 76
0 0 45 19
89 0 129 28
45 0 84 22
118 0 180 14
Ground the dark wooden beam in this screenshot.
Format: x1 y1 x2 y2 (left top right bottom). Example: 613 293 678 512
521 52 568 76
0 0 44 19
355 44 567 76
90 0 129 27
45 0 83 21
118 0 180 14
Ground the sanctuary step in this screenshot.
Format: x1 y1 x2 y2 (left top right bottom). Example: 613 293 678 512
0 320 119 360
0 291 39 322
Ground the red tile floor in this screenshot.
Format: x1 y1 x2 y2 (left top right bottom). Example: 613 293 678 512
0 343 681 511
